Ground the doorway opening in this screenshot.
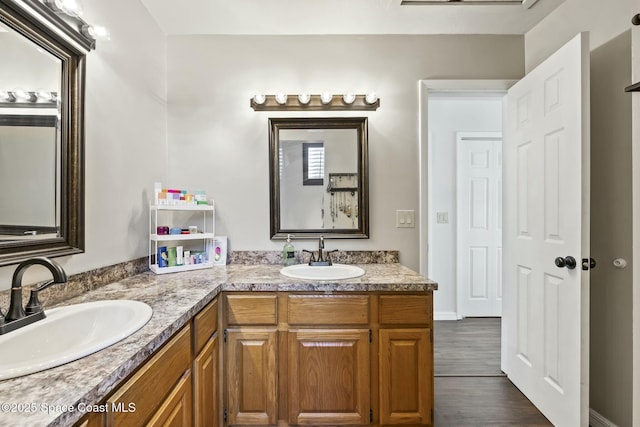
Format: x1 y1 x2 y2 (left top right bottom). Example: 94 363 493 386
421 86 508 320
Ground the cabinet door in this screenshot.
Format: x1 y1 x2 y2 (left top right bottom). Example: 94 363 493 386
288 329 370 425
226 329 278 425
379 328 432 425
194 334 219 427
147 370 193 427
107 326 192 427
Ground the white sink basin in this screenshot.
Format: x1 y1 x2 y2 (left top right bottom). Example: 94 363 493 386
0 300 152 380
280 264 365 281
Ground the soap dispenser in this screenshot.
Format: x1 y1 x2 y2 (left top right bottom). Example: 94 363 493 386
283 234 296 266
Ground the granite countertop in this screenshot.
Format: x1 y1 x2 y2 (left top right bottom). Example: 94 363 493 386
0 263 437 426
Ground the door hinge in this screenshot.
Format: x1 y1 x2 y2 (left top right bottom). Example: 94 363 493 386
370 408 373 423
369 329 373 343
224 408 228 423
431 407 434 423
430 328 433 343
223 329 227 343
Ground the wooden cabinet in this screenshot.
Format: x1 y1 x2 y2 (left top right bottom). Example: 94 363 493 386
147 370 193 427
379 328 432 425
224 293 279 426
76 291 433 427
194 298 220 427
225 329 278 425
378 295 434 426
286 294 371 425
221 292 434 427
288 329 370 425
107 325 192 426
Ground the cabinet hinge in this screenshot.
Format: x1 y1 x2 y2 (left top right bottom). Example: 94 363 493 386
369 329 372 343
370 408 373 423
223 329 227 343
224 408 228 423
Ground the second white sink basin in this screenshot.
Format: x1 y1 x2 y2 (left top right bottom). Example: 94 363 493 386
0 300 152 381
280 264 365 281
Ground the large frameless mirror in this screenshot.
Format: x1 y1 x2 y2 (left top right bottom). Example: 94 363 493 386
0 0 92 266
269 117 369 239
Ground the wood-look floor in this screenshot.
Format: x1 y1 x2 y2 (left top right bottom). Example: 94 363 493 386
433 318 552 426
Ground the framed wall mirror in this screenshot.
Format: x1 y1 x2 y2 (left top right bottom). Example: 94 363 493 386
0 0 93 266
269 117 369 239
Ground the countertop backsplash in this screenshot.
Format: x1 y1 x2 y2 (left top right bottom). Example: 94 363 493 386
0 250 400 309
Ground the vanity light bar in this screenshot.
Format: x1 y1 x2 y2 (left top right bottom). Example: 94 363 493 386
0 91 58 105
250 94 380 111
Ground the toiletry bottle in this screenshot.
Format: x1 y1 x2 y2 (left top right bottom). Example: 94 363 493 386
283 234 295 266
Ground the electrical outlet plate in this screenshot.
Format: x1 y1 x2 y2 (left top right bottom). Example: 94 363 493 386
396 210 415 228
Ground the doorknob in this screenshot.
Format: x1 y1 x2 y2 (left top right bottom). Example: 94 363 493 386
555 256 577 270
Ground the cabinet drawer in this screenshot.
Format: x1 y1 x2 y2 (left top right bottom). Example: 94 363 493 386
225 294 278 325
194 298 218 353
107 325 192 426
288 295 369 325
379 294 432 326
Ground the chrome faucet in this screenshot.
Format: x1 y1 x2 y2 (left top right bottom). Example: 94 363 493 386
1 257 67 335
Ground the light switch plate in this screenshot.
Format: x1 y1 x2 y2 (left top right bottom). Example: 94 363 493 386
436 212 449 224
396 210 415 228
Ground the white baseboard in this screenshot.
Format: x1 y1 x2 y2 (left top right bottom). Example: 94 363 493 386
589 408 618 427
434 311 459 321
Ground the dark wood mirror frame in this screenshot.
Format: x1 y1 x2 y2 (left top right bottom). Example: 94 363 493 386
269 117 369 240
0 0 92 266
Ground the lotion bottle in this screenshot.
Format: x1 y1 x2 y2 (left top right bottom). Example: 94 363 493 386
283 234 295 266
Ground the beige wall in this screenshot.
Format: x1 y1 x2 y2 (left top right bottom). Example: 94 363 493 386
525 0 634 72
527 1 634 424
632 1 640 424
0 0 167 289
589 31 633 427
165 34 524 271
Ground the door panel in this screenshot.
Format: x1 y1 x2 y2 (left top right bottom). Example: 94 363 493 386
503 32 590 427
457 133 503 317
226 329 278 426
379 328 432 425
288 329 369 425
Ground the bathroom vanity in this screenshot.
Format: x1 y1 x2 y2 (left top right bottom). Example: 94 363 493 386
0 262 436 427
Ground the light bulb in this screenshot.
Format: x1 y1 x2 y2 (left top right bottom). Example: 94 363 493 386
83 25 110 40
36 90 53 101
54 0 83 17
275 93 288 105
320 92 333 104
298 93 311 105
253 93 266 105
343 93 356 104
365 93 378 104
13 89 31 101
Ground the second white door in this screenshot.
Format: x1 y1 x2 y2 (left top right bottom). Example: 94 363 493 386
457 132 503 317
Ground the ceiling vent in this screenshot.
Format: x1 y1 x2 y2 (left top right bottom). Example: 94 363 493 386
401 0 539 7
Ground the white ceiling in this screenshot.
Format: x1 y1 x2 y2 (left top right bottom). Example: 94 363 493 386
139 0 565 36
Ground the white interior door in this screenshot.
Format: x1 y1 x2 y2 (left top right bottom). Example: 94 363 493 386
502 32 590 427
457 132 502 317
